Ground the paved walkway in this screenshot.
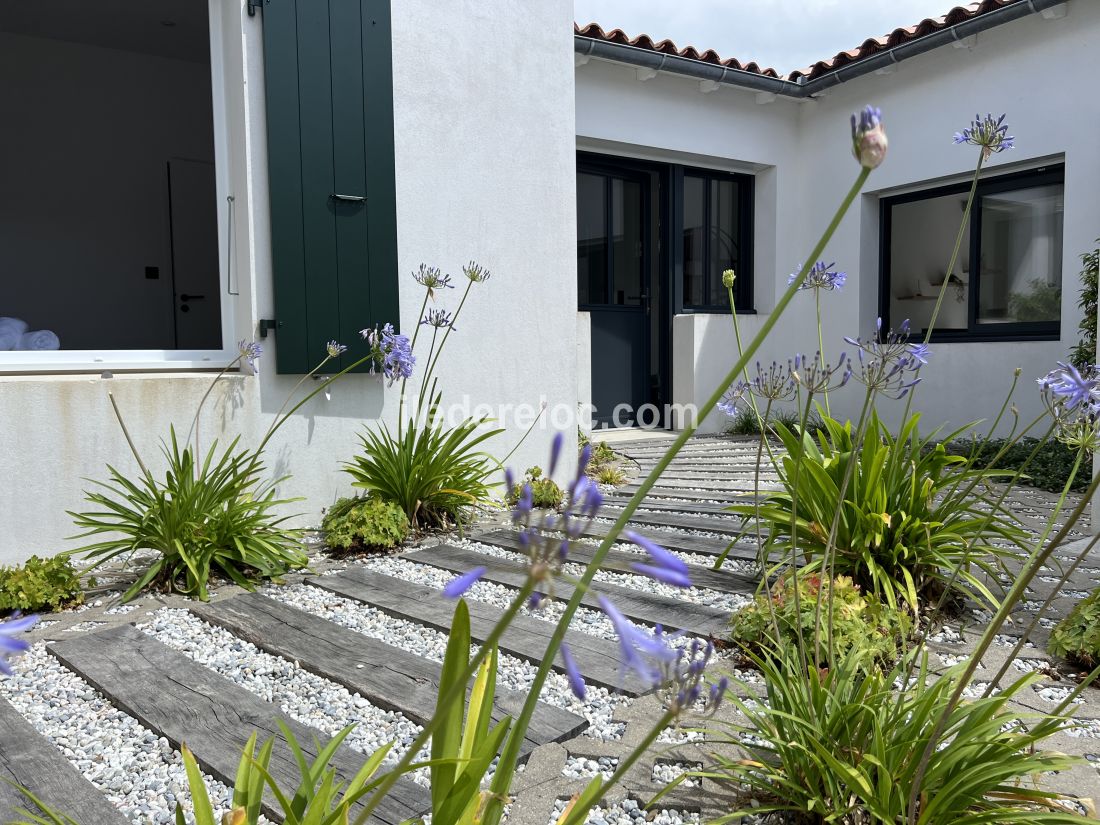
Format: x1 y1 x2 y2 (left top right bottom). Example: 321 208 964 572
2 434 1098 822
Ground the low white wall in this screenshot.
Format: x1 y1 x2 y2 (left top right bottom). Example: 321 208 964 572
0 0 578 565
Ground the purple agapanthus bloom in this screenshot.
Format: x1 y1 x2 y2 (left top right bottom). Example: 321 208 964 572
953 113 1014 160
788 261 847 292
361 323 416 385
598 595 680 687
325 340 348 358
237 340 262 366
560 643 586 700
443 566 487 599
463 261 492 283
791 351 851 394
0 614 37 676
851 105 887 169
626 531 691 589
735 360 799 405
717 384 744 418
420 309 454 330
413 264 454 297
843 318 924 399
1038 362 1100 450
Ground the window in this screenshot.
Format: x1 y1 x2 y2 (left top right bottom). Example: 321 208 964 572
0 1 227 366
881 165 1064 341
679 169 752 312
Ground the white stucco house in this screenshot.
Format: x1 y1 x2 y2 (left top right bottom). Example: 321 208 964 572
0 0 1096 564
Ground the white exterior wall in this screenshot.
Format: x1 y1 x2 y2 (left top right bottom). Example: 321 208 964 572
0 0 577 565
575 2 1099 437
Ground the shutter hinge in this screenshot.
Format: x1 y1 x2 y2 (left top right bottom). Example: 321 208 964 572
259 319 279 338
247 0 264 17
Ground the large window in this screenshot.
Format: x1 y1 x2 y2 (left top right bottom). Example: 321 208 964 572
679 169 752 312
881 165 1064 341
0 1 225 367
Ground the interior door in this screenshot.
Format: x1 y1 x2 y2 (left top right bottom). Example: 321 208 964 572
578 168 649 427
168 158 221 350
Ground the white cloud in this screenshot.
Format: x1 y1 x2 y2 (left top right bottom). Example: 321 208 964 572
573 0 961 73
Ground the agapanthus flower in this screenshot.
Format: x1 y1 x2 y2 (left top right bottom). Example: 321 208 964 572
907 342 931 365
413 264 453 298
843 318 925 399
731 359 799 405
420 309 454 330
953 113 1014 160
598 595 680 687
790 351 851 394
560 643 586 700
851 105 887 170
721 269 737 289
717 384 745 419
237 340 262 366
1038 362 1100 450
442 566 487 599
626 531 691 588
661 638 727 717
325 340 347 358
464 261 492 283
361 323 415 385
0 614 37 676
788 261 847 291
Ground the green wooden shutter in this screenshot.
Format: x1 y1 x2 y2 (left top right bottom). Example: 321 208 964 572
261 0 399 374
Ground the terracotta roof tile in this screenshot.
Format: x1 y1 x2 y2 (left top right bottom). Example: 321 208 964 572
575 0 1027 84
573 22 781 78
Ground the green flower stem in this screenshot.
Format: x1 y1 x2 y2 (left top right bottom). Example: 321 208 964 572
906 466 1100 824
923 154 985 345
982 444 1086 692
559 709 677 825
727 285 763 427
418 279 475 414
398 291 432 439
351 581 535 825
185 354 245 459
482 166 873 825
108 392 152 480
815 288 830 417
259 354 335 450
784 390 819 672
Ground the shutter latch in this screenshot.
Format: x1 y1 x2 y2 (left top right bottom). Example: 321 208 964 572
247 0 264 17
259 319 279 339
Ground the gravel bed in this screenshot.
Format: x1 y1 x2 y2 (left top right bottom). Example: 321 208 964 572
592 518 730 543
264 583 629 740
651 760 702 788
562 755 617 779
1 645 257 825
547 796 700 825
453 540 753 614
138 609 429 783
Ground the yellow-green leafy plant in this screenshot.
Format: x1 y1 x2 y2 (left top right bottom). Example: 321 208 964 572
504 466 563 509
1048 587 1100 668
0 554 87 612
321 496 409 554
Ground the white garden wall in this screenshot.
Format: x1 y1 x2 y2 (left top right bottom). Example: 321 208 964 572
0 0 578 565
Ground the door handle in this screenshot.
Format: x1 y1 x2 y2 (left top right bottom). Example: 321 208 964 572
180 294 205 301
330 193 365 203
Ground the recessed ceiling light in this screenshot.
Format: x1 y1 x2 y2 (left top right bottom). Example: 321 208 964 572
161 19 176 27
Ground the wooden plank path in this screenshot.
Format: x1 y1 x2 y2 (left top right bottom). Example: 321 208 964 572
0 699 131 824
474 529 758 594
594 507 748 538
580 519 759 562
310 568 647 695
49 625 431 825
601 497 734 515
191 593 587 755
404 544 729 638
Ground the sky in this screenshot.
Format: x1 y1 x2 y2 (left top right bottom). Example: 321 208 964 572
572 0 961 74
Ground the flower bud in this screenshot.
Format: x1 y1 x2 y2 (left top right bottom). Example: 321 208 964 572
851 105 887 170
721 269 736 288
222 809 247 825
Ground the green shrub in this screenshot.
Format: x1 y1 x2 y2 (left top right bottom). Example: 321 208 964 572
71 430 307 602
1048 587 1100 668
729 572 911 666
1007 278 1061 321
1071 238 1098 370
593 465 626 486
322 496 409 553
346 406 501 529
0 554 86 613
947 436 1089 493
724 406 824 438
506 466 563 509
733 413 1026 612
704 644 1088 824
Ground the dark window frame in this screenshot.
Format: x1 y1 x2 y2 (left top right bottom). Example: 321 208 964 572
879 163 1065 343
674 166 755 314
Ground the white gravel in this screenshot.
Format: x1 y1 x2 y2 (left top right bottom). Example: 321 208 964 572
562 755 617 779
264 583 630 740
0 645 258 825
651 761 702 788
548 795 700 825
137 609 430 784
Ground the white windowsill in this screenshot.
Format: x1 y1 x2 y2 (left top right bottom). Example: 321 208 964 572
0 349 239 375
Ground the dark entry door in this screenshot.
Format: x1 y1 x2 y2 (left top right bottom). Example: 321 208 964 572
578 168 649 427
